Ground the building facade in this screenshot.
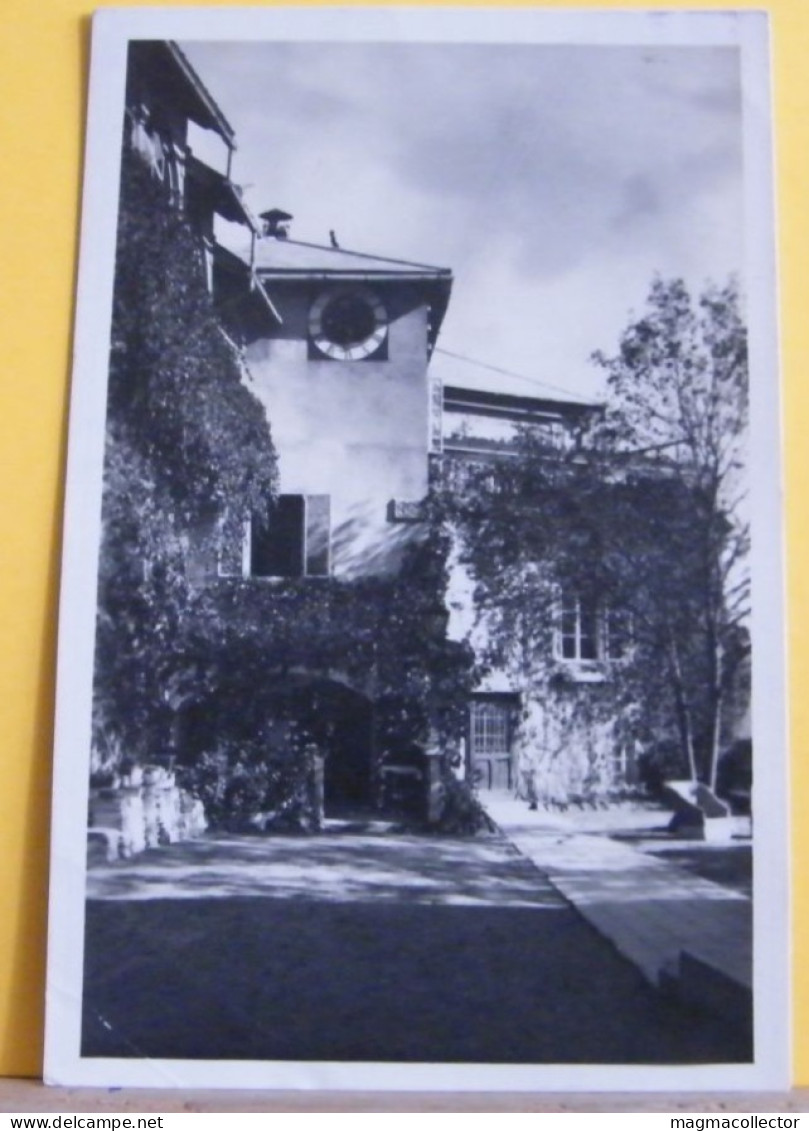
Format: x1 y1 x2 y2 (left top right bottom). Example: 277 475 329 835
434 386 644 804
102 39 746 831
231 228 451 583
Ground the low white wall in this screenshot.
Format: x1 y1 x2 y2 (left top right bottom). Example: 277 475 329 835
89 766 207 861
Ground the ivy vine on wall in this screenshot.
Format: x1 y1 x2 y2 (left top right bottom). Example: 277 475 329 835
92 146 475 827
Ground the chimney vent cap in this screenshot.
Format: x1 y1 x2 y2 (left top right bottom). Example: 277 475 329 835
259 208 293 238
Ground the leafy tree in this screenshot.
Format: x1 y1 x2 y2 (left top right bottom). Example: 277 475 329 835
439 277 749 799
592 277 749 788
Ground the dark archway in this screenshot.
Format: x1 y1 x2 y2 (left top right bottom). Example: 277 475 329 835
280 677 375 816
322 685 374 814
174 671 377 823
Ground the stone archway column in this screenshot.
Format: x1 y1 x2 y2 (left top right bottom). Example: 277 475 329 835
303 743 326 831
425 727 443 825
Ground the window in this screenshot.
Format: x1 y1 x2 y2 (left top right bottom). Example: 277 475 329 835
612 743 630 781
470 699 512 756
251 494 331 578
559 594 599 661
556 594 631 662
602 607 632 661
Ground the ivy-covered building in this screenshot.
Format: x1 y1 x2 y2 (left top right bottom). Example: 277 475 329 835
94 39 472 834
434 385 623 801
435 376 751 807
89 41 284 851
96 39 747 838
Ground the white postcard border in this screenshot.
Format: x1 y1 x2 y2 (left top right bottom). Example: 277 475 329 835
45 6 788 1092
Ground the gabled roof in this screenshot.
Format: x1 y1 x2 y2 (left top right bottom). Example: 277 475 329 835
243 236 452 354
248 237 452 280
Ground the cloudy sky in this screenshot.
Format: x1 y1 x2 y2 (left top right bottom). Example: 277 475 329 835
182 40 744 401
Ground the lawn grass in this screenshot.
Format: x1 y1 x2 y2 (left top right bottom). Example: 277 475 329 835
82 829 752 1065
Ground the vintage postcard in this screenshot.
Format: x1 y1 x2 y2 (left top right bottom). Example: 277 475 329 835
45 7 788 1090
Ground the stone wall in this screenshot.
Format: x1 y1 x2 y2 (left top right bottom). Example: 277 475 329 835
88 765 206 862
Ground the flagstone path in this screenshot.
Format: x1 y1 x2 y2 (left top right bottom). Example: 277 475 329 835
481 797 752 994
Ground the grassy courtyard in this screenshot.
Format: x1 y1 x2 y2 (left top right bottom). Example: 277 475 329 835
82 825 752 1065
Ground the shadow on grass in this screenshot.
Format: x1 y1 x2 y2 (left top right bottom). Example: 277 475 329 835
87 831 562 907
643 846 752 899
82 896 752 1065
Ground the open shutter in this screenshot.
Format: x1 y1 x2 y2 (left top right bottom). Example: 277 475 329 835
305 495 331 576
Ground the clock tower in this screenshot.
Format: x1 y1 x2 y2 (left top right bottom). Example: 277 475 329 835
232 216 452 580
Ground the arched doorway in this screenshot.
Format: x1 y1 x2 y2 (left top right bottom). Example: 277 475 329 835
281 677 375 816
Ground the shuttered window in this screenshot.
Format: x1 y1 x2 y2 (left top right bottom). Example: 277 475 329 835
251 495 330 578
305 495 331 576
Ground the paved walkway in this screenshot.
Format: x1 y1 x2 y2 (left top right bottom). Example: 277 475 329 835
482 796 752 996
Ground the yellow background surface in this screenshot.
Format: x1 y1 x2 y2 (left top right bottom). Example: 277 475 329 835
0 0 804 1085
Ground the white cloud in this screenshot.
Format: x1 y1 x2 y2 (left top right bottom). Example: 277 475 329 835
183 39 744 399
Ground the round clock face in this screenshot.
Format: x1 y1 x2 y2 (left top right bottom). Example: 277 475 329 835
309 289 387 360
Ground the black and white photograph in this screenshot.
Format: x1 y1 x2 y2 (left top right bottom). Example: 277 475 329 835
45 7 787 1091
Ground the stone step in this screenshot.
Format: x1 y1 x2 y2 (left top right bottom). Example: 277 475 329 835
660 950 753 1032
481 795 752 1016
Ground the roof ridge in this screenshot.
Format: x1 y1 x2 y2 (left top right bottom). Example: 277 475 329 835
268 237 451 274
